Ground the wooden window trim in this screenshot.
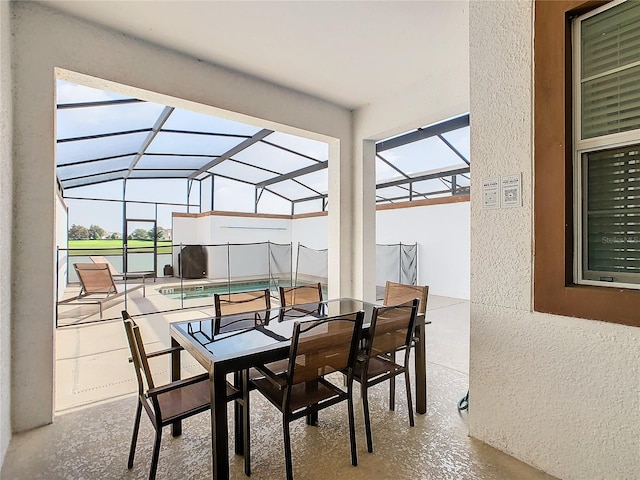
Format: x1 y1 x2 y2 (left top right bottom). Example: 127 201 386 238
534 0 640 327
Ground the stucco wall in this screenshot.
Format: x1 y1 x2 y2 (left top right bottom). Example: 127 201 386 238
377 201 470 299
55 194 67 302
0 0 13 464
10 1 352 431
469 2 640 479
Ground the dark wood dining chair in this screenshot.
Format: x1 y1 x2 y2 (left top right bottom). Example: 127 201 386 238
248 312 365 480
382 281 429 408
214 289 270 322
384 280 429 315
213 289 271 476
279 283 323 307
353 299 419 453
121 310 241 480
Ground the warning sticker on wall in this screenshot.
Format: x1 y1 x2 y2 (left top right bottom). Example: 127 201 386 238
501 173 522 208
482 177 500 209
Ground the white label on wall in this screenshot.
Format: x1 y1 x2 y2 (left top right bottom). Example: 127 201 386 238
482 177 500 209
501 173 522 208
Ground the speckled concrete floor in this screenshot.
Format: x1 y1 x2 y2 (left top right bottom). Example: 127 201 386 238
1 296 557 480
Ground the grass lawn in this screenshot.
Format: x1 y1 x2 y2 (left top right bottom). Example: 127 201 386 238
67 239 173 255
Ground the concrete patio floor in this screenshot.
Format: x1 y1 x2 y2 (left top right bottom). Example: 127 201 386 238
1 295 558 480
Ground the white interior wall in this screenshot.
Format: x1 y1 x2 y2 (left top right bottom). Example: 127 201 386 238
469 2 640 479
10 1 352 432
377 202 470 299
173 214 292 280
208 215 291 245
172 202 470 300
0 0 13 465
291 215 328 251
171 217 199 244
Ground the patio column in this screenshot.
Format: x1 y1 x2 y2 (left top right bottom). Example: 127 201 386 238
327 138 353 299
352 139 377 302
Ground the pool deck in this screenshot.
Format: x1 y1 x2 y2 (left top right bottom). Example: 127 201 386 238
56 276 289 326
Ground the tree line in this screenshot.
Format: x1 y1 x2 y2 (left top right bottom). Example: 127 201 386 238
68 224 167 240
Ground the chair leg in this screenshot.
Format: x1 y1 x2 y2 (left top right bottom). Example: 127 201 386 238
362 384 374 453
306 409 318 426
242 371 251 477
128 401 143 468
149 428 162 480
283 419 294 480
404 370 415 427
347 390 358 466
389 374 396 411
385 351 396 411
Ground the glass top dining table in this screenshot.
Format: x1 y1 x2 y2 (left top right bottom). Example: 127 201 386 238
169 297 429 480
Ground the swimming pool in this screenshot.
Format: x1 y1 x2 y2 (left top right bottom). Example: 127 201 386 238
158 279 290 300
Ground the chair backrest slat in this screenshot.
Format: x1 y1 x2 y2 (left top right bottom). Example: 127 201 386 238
368 300 418 358
75 263 118 295
383 281 428 315
214 289 271 316
279 283 323 307
288 312 363 385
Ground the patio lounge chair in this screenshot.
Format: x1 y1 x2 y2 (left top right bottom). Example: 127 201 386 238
58 263 145 319
90 255 156 284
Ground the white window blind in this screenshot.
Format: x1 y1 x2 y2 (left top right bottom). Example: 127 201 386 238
575 0 640 288
582 145 640 281
580 0 640 139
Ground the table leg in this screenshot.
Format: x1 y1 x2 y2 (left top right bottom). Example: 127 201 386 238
233 371 244 455
414 321 427 414
211 366 230 480
171 337 182 436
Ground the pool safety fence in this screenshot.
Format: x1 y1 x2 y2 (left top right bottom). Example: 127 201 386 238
55 241 417 326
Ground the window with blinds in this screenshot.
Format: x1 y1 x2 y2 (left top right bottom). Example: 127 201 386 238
574 0 640 288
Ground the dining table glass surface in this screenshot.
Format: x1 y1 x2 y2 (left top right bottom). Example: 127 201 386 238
172 298 378 360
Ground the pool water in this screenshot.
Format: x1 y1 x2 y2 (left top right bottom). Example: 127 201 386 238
158 279 290 300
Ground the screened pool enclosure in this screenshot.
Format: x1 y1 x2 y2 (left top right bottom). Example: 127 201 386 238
55 80 469 325
57 80 469 215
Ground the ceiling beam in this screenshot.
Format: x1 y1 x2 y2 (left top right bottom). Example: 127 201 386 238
437 133 469 165
376 189 454 203
376 114 469 153
57 128 151 143
188 128 273 180
376 166 470 190
125 106 175 178
292 193 327 203
255 160 328 188
376 153 410 179
262 139 324 164
56 98 143 109
57 152 136 168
